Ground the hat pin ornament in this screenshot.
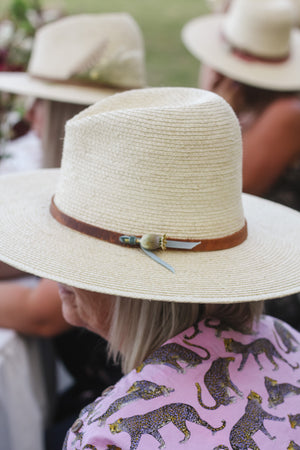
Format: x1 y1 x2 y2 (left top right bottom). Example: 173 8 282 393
119 233 201 273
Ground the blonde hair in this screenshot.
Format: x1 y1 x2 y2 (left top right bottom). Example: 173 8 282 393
107 296 263 374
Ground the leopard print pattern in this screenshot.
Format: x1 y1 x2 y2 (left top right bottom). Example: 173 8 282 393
224 337 299 371
265 377 300 408
274 320 300 354
289 413 300 429
109 402 226 450
288 441 300 450
229 391 285 450
184 322 202 340
88 380 174 426
64 317 300 449
136 342 210 373
196 357 243 409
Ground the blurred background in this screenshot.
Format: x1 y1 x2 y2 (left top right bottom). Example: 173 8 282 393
0 0 209 88
0 0 209 153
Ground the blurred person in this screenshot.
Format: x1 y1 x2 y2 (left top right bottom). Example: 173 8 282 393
0 11 146 167
0 276 123 449
0 87 299 448
182 0 300 330
0 11 146 277
0 10 146 279
182 0 300 211
0 11 146 448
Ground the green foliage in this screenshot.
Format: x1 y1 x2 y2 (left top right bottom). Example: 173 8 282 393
0 0 59 149
7 0 42 35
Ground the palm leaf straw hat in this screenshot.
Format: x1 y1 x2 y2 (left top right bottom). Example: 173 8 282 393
0 13 146 105
0 87 299 303
182 0 300 91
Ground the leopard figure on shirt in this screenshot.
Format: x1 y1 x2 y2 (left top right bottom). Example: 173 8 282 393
109 402 225 450
88 380 174 426
229 391 285 450
264 377 300 408
224 337 299 371
196 356 243 409
136 342 210 373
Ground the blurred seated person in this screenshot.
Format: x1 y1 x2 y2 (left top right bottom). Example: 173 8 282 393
0 276 122 449
183 0 300 211
0 11 146 448
182 0 300 329
0 12 146 167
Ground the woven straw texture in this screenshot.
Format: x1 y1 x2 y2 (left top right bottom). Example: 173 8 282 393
0 13 146 105
182 0 300 91
0 87 299 303
56 87 244 239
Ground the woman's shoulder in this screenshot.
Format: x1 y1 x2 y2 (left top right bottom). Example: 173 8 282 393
242 94 300 195
63 365 190 449
261 95 300 126
64 317 300 449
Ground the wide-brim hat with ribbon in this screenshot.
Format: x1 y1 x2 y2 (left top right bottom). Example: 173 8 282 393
0 13 146 105
182 0 300 91
0 87 299 303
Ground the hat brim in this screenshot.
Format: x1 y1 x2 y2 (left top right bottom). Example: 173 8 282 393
0 170 299 303
182 14 300 91
0 72 120 105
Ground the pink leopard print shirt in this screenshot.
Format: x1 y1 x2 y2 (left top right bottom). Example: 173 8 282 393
64 315 300 449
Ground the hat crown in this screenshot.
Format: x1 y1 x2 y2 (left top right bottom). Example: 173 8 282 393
54 87 245 240
28 13 146 89
223 0 294 58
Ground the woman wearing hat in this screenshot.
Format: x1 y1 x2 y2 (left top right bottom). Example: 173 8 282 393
0 87 299 449
182 0 300 212
0 11 146 327
0 10 146 325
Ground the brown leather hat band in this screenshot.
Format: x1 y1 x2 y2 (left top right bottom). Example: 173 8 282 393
231 46 289 63
50 196 248 251
220 32 289 64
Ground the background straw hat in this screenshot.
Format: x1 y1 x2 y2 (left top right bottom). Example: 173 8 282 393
0 13 146 105
182 0 300 91
0 87 299 303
